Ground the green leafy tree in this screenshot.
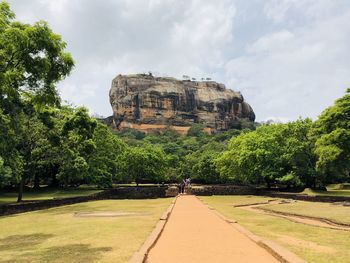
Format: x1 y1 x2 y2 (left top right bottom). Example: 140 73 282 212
188 151 222 184
88 122 127 187
58 107 97 186
216 120 317 187
0 109 22 187
0 156 12 187
0 2 74 201
187 123 205 137
117 145 168 185
312 89 350 183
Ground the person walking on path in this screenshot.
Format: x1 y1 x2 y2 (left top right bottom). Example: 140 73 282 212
178 179 185 194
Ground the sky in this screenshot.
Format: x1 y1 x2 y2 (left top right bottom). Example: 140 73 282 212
7 0 350 121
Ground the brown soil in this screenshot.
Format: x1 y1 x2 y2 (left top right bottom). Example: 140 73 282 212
146 195 279 263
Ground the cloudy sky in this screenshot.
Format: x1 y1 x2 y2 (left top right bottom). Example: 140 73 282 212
8 0 350 121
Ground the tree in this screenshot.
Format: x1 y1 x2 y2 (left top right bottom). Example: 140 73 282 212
0 2 74 201
0 108 22 187
58 107 97 187
187 123 205 137
312 89 350 183
215 120 317 187
188 151 222 184
88 122 127 187
117 145 168 185
282 119 318 187
0 156 12 187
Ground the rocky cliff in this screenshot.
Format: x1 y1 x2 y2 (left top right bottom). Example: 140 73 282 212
109 74 255 134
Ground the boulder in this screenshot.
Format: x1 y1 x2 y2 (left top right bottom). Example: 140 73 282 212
109 74 255 134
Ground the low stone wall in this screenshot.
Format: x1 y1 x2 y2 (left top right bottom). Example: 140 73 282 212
0 191 107 216
257 191 350 203
3 185 349 216
189 185 257 196
104 186 169 199
0 186 169 216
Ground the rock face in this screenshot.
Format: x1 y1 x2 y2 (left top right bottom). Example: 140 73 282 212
109 74 255 134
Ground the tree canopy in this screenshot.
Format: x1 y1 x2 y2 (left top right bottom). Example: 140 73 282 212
312 89 350 183
0 2 349 201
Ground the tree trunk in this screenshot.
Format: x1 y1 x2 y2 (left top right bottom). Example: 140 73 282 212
51 174 59 187
33 174 40 189
266 181 271 189
17 176 25 202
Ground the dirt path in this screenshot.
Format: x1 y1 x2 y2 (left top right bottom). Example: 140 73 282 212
146 195 279 263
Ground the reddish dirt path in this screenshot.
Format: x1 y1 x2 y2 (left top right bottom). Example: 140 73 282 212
146 195 279 263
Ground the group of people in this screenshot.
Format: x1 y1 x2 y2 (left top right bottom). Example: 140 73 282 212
179 178 191 194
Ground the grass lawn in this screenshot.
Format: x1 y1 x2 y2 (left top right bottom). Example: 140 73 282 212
202 195 276 206
201 195 350 263
0 188 103 205
301 188 350 197
263 201 350 225
299 183 350 197
0 198 172 263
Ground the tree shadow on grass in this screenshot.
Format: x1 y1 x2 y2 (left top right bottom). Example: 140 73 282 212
0 243 112 263
41 244 112 263
0 233 54 251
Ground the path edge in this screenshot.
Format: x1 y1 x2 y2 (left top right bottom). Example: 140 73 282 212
196 196 307 263
128 196 178 263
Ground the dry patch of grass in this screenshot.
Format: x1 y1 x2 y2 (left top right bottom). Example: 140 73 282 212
200 195 275 206
263 201 350 225
0 199 172 263
202 195 350 263
301 188 350 197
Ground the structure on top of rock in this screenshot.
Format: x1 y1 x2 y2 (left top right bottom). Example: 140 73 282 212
108 74 255 134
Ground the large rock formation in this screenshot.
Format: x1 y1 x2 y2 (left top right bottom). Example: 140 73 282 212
109 74 255 134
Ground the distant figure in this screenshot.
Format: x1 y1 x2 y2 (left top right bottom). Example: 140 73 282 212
178 179 185 194
182 179 187 193
183 178 191 194
185 178 191 188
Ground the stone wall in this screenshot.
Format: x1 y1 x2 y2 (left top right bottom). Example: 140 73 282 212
0 186 170 216
103 186 169 199
189 185 257 196
2 186 349 217
0 191 107 216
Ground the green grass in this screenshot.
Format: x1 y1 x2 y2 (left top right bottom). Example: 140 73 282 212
299 183 350 197
201 195 350 263
301 188 350 197
327 183 350 190
0 198 172 262
0 188 103 205
263 201 350 225
202 195 276 206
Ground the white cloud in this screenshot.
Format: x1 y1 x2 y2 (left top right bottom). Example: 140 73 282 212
226 6 350 121
263 0 298 23
8 0 236 117
7 0 350 121
246 30 294 53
